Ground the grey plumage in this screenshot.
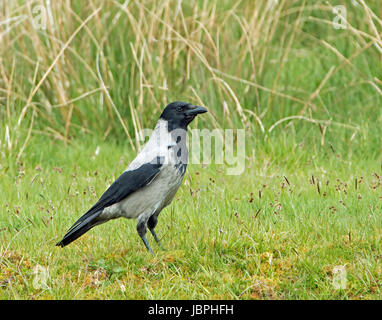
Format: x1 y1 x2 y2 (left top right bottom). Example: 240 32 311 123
56 102 207 253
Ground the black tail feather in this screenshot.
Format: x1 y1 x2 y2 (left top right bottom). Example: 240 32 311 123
56 212 102 247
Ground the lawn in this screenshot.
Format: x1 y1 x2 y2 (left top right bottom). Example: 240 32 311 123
0 0 381 299
0 134 381 299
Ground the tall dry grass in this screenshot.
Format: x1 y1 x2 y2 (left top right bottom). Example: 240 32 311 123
0 0 381 159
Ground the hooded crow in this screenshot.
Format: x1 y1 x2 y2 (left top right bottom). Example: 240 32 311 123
56 101 207 254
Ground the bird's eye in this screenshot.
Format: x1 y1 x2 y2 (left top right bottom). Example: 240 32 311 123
176 106 183 112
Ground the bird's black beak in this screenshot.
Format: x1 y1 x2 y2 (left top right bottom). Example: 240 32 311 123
185 105 208 116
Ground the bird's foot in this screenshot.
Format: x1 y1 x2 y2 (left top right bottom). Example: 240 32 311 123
140 235 155 255
157 242 167 251
150 229 166 250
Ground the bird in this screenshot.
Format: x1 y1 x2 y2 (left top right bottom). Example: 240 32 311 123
56 101 207 254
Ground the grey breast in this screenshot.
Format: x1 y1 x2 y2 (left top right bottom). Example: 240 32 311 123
159 144 187 209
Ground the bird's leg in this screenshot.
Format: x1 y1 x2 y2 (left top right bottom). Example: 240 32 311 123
148 214 165 250
137 220 154 255
150 229 161 244
150 230 166 251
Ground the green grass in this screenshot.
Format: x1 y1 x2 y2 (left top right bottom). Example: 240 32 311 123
1 0 382 299
0 134 381 299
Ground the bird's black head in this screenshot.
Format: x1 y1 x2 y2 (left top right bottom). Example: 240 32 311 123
160 101 208 131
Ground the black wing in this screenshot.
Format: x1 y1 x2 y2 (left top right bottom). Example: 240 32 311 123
57 157 163 246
